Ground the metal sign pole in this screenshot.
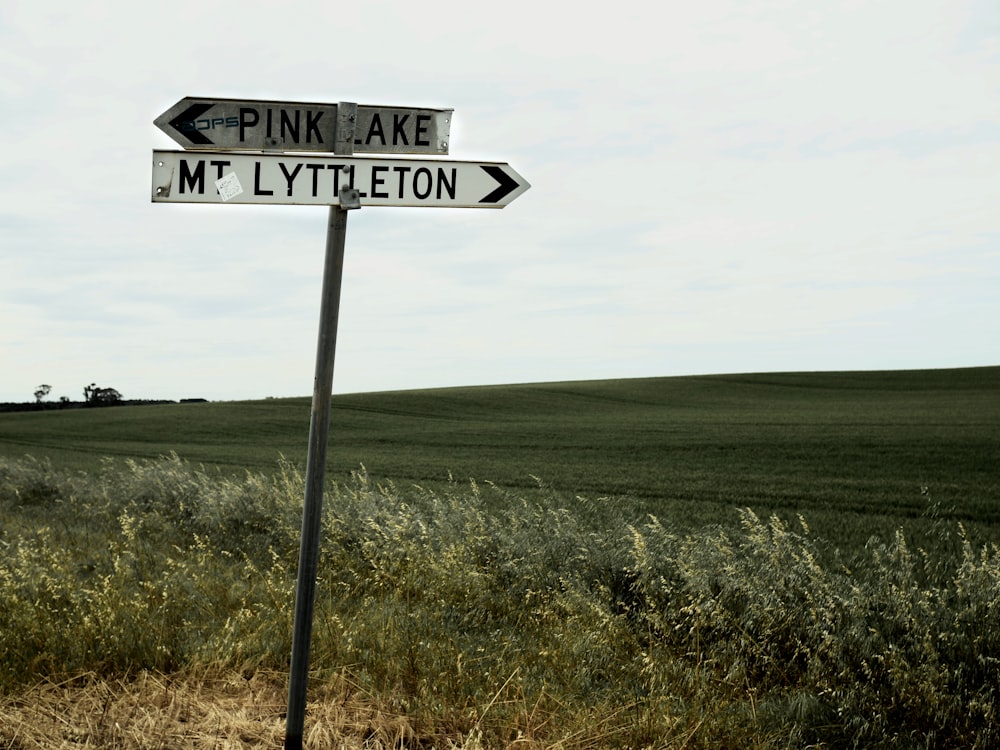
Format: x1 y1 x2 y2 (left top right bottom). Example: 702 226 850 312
149 93 528 750
284 184 359 750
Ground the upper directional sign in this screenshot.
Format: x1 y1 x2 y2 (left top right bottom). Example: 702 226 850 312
151 150 530 209
154 97 453 154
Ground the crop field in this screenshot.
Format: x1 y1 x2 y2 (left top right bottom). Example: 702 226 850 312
2 366 998 550
2 366 999 747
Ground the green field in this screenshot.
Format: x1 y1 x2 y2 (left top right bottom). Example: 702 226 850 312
2 366 998 549
4 366 1000 747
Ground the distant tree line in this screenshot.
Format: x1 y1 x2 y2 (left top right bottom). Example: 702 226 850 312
0 384 206 413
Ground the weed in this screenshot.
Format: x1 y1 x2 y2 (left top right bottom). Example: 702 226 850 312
4 454 1000 747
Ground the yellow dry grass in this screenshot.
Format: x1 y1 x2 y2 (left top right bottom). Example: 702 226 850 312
0 668 435 749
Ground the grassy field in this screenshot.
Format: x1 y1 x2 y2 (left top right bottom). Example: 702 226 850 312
3 366 1000 748
2 366 998 550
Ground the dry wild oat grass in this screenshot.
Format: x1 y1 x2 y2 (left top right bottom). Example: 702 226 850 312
0 668 434 749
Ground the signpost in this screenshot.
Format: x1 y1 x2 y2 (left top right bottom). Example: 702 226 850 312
150 99 528 750
151 150 529 208
155 97 452 154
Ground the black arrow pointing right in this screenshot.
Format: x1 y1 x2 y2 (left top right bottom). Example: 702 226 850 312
479 165 520 204
168 102 215 146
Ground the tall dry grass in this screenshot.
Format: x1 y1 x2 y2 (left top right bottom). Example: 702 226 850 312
3 454 1000 748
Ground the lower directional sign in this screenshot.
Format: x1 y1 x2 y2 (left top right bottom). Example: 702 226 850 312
151 150 530 208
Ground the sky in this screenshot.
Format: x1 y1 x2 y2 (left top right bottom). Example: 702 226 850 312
2 0 998 403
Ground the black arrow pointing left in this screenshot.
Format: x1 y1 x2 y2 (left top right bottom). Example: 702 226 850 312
168 102 215 146
479 165 520 204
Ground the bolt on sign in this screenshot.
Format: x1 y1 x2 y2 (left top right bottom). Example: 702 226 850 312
150 98 528 750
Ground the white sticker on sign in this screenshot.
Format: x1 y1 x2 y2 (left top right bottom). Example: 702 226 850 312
216 172 243 202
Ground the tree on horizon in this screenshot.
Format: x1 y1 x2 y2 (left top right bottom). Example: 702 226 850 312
83 383 123 405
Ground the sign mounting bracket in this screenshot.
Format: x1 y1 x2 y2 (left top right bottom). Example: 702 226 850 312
335 101 357 156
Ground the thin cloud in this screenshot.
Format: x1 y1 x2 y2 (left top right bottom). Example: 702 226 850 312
1 0 997 402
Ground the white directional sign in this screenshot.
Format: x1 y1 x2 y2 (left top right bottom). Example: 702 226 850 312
148 93 530 748
155 97 453 154
151 150 530 208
